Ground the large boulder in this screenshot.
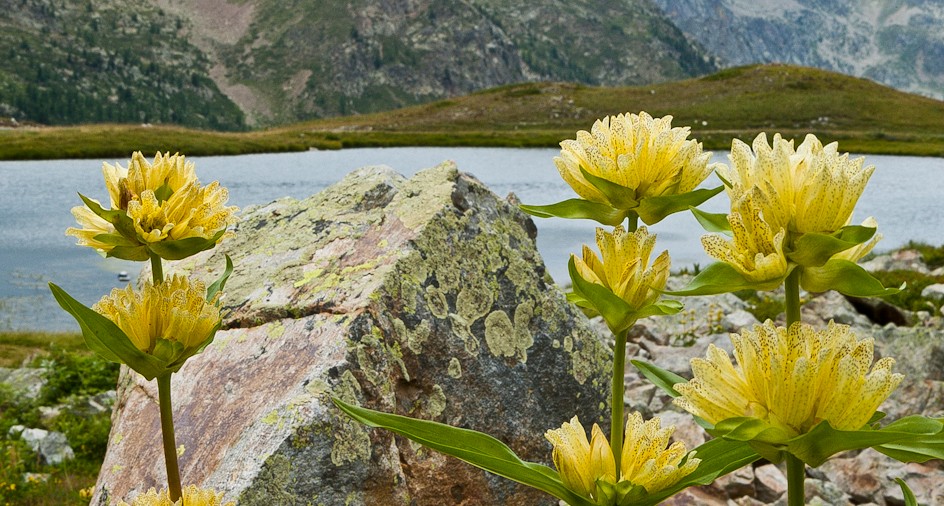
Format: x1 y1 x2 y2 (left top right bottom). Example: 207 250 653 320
91 163 610 505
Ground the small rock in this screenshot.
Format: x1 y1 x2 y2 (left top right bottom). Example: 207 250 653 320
754 464 788 503
722 309 759 332
920 283 944 300
16 427 75 465
712 464 754 498
0 367 46 400
804 478 852 505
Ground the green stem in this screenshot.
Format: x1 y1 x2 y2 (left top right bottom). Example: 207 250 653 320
150 253 164 285
786 454 806 506
157 374 183 502
784 268 801 327
784 268 804 504
611 330 626 474
626 212 639 232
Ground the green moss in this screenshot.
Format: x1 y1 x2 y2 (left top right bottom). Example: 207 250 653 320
447 357 462 379
238 454 296 505
484 309 531 363
329 371 371 466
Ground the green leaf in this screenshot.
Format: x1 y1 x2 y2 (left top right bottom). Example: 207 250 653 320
786 226 875 268
799 259 902 296
631 360 685 397
147 230 226 260
580 168 639 210
105 245 150 261
631 299 683 319
690 207 732 234
519 200 628 226
79 193 137 239
668 262 784 296
154 182 174 203
207 254 234 303
568 257 636 333
896 478 918 506
635 186 725 226
48 283 165 380
709 415 944 468
332 398 596 506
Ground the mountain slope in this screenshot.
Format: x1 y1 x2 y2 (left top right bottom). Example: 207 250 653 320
652 0 944 100
0 0 246 130
157 0 716 125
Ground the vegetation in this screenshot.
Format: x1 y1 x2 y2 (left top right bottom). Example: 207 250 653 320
0 333 118 506
3 64 944 160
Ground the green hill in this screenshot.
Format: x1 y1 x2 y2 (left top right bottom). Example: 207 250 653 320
3 64 944 160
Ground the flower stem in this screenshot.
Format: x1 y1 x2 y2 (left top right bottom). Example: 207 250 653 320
784 267 804 505
611 329 626 474
150 253 164 285
786 454 806 506
784 268 801 327
157 374 183 502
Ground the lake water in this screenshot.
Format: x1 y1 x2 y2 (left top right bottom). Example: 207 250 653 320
2 147 942 332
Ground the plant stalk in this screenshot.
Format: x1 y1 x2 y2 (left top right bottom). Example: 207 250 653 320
784 267 804 505
611 329 626 474
157 374 183 502
786 454 806 506
150 253 164 285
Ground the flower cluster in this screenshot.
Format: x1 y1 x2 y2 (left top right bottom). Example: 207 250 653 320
546 413 699 504
117 485 234 506
675 321 903 437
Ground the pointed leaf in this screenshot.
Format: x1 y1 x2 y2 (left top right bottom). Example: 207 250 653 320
147 230 226 260
580 168 639 210
690 206 732 234
332 398 595 506
631 360 686 397
48 283 165 380
787 226 876 268
568 256 636 333
799 259 902 296
154 182 173 204
79 193 137 239
631 299 683 319
896 479 918 506
520 200 627 226
207 254 234 303
105 245 150 261
668 262 784 296
635 186 725 225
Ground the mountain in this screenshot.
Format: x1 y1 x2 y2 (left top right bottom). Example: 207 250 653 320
155 0 715 125
0 0 247 130
652 0 944 100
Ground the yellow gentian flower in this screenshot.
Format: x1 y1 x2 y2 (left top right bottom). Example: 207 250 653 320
674 321 903 437
117 485 234 506
701 189 788 285
574 225 670 311
546 413 699 503
66 152 238 260
717 133 874 235
555 112 716 207
94 275 221 365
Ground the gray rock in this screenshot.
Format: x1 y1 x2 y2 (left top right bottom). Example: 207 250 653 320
860 250 930 274
921 283 944 300
16 427 75 466
0 367 46 400
754 464 787 503
722 309 760 332
91 163 609 506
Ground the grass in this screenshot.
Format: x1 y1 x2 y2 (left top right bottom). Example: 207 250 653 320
0 333 85 369
4 64 944 160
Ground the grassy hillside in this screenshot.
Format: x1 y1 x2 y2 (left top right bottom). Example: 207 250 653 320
3 64 944 160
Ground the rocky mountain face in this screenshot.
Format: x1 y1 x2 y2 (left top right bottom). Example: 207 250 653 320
652 0 944 100
157 0 714 125
0 0 246 130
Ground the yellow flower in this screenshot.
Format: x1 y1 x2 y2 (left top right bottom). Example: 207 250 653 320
66 152 238 259
94 275 221 363
546 413 699 503
117 485 234 506
574 226 670 310
701 189 788 285
555 112 716 207
717 133 874 236
545 416 617 501
674 321 903 437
